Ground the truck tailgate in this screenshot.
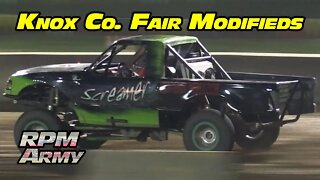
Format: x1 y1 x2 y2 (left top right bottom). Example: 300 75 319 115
229 72 316 115
276 79 316 115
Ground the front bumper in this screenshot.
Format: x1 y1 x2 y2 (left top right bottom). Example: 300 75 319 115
3 93 16 99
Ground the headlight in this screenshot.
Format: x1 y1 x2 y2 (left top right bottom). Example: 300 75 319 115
5 79 12 90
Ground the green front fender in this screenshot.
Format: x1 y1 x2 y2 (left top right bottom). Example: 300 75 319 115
4 76 35 96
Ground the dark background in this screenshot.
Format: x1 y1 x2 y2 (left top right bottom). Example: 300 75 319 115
0 2 320 180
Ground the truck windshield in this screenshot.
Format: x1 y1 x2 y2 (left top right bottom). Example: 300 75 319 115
90 44 125 70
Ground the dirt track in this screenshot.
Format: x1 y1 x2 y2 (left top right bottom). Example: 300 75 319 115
0 112 320 180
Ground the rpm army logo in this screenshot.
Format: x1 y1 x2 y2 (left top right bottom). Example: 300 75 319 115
17 131 85 164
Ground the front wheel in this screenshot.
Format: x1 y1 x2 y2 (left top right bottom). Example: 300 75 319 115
183 109 235 151
14 110 61 152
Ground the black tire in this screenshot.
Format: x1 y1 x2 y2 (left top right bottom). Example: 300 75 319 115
183 109 235 151
14 110 61 152
235 125 280 149
78 139 107 150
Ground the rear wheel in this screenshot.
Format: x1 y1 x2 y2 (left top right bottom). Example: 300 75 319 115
183 109 235 151
235 125 280 149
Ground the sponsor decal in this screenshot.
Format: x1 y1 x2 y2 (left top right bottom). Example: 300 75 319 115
81 81 150 102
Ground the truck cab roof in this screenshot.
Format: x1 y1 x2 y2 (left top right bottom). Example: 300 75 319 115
117 35 198 46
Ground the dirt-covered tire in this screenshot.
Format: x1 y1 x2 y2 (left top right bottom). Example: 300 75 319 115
235 125 280 150
78 139 107 150
183 109 235 151
14 110 61 152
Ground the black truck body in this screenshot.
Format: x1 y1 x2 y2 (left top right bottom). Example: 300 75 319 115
3 35 316 151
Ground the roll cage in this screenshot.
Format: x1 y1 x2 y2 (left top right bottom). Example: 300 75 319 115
87 39 232 80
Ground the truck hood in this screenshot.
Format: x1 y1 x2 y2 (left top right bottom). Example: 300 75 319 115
12 63 91 76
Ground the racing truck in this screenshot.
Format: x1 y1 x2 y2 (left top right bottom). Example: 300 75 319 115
3 35 316 151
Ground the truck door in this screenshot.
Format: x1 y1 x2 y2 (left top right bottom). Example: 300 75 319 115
74 42 163 127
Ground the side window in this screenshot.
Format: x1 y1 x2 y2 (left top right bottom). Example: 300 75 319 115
165 42 212 79
165 49 193 79
95 44 148 78
112 45 147 78
173 43 208 59
165 49 177 78
175 60 192 79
